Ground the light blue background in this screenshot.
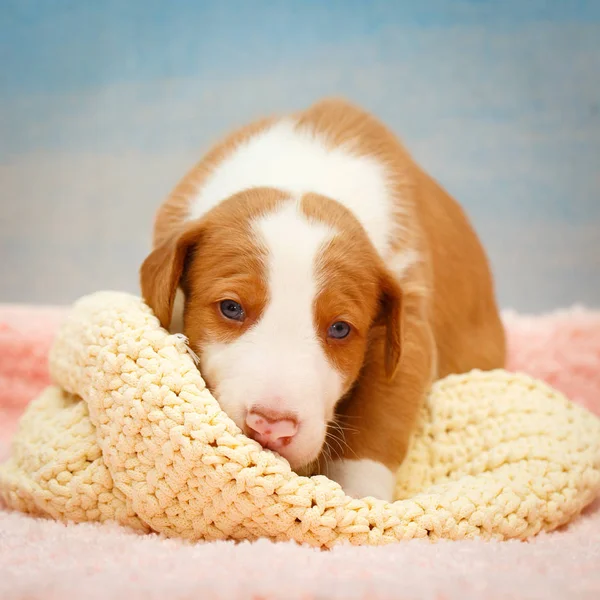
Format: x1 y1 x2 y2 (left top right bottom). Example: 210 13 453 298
1 0 599 311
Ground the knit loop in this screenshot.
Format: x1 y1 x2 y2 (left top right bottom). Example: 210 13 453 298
1 291 599 548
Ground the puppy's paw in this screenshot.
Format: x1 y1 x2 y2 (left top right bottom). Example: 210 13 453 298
324 458 395 502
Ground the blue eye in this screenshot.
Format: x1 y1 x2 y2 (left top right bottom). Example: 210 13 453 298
328 321 351 340
219 299 245 321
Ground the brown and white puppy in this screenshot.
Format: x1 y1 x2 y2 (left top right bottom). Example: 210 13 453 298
140 98 506 502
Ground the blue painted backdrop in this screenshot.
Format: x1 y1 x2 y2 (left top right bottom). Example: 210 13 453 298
1 0 599 311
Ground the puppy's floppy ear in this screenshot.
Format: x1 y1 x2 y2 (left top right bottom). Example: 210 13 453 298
139 221 204 329
375 269 404 380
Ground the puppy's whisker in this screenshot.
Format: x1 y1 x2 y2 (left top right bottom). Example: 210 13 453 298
321 443 333 467
326 436 342 462
325 423 358 462
328 422 359 461
330 422 358 442
337 422 359 434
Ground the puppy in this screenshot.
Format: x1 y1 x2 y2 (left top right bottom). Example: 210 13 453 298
140 97 506 502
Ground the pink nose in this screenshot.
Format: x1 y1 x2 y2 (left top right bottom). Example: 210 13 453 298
245 407 298 450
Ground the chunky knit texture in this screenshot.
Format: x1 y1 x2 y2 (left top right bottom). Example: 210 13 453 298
0 291 599 548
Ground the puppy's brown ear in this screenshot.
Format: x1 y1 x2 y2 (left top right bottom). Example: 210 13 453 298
376 270 404 380
139 221 203 329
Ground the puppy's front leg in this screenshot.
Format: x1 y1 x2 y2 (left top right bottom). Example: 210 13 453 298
323 313 435 502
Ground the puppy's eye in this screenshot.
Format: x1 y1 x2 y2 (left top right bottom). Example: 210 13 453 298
219 299 245 322
328 321 351 340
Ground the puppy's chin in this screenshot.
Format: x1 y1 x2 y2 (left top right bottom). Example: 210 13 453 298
276 430 327 472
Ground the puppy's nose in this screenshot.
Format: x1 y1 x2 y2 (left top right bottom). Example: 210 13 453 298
245 407 298 450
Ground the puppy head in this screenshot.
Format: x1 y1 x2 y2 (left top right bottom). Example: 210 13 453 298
140 188 403 470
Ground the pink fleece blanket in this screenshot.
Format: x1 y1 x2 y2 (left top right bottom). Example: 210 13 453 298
1 304 599 599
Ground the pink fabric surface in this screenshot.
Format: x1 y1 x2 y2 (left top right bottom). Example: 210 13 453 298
1 302 599 599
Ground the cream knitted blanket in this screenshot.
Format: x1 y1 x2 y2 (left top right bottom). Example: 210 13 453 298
1 291 599 548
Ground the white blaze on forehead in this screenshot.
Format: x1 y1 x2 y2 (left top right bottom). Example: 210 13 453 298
252 199 334 333
189 119 394 258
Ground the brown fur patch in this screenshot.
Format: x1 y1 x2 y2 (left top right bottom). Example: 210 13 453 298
141 188 288 344
301 193 403 388
181 189 286 351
